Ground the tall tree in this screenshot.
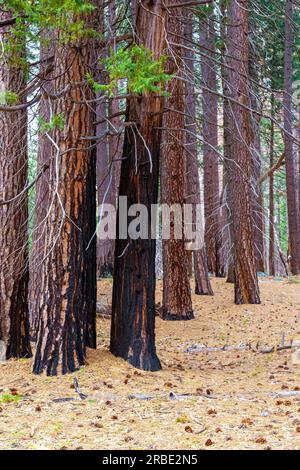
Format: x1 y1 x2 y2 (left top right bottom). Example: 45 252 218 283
227 0 260 304
160 3 194 320
200 10 223 277
33 6 99 375
284 0 300 274
110 0 166 370
0 9 31 358
184 9 213 295
269 94 276 276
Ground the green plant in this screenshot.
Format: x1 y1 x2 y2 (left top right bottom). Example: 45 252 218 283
89 45 172 97
0 393 22 404
39 113 65 133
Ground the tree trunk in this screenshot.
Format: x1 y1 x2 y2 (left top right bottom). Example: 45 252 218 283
249 34 265 273
220 0 234 282
33 9 98 375
284 0 300 274
0 10 31 359
110 0 166 371
161 3 194 320
200 13 223 277
228 0 260 304
184 10 213 295
269 95 276 276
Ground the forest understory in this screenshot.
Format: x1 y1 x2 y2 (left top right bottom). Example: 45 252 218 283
1 277 300 451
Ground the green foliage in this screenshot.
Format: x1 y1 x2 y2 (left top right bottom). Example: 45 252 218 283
0 0 97 50
39 113 65 133
93 45 171 97
0 393 22 404
0 90 19 106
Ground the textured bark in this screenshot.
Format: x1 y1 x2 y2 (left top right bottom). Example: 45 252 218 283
228 0 260 304
184 11 213 295
33 10 98 375
161 4 194 320
284 0 300 274
200 14 223 277
0 10 31 359
269 95 276 276
110 0 166 371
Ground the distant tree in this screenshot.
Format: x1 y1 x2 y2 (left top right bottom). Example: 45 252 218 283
184 9 213 296
284 0 300 274
160 2 194 320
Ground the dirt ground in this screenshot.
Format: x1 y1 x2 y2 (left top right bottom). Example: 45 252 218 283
1 277 300 450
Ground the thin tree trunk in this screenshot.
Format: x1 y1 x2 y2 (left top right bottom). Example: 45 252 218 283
33 8 99 375
284 0 300 274
200 13 223 277
249 33 265 273
220 0 234 282
0 10 31 359
110 0 166 371
269 95 276 276
228 0 260 304
184 10 213 295
161 3 194 320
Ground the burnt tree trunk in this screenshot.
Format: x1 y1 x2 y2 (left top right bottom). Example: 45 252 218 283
33 9 99 375
0 10 31 359
160 4 194 320
184 10 213 295
284 0 300 274
200 13 223 277
110 0 166 371
228 0 260 304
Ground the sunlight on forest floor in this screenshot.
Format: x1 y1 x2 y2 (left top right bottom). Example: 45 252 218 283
0 277 300 450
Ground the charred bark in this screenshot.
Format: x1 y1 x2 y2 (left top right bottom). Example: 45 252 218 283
33 9 99 375
110 0 166 371
0 10 31 359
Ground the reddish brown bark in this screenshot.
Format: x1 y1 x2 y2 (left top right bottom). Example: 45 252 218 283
284 0 300 274
0 10 31 359
161 4 194 319
184 10 213 295
228 0 260 304
110 0 166 371
33 10 99 375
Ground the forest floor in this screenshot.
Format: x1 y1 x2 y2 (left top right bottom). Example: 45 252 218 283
1 276 300 450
